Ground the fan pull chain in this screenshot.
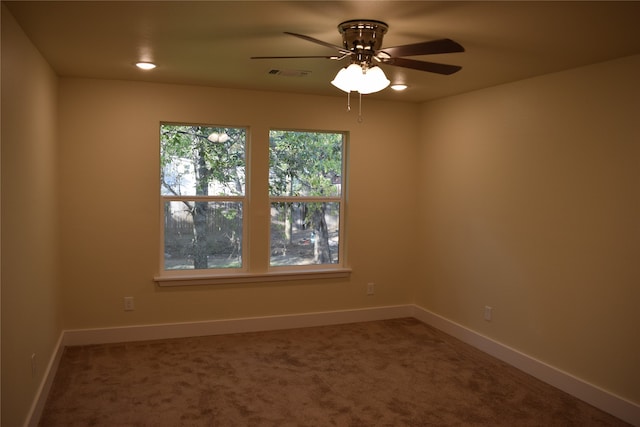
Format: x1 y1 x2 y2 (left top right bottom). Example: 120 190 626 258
344 92 363 122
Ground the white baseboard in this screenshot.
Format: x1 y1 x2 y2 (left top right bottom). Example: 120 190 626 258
25 332 65 427
62 305 412 346
30 304 639 427
410 305 640 426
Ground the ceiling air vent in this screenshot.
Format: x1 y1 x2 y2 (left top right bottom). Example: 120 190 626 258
268 69 311 77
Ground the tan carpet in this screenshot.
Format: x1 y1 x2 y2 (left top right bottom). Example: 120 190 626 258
39 318 629 426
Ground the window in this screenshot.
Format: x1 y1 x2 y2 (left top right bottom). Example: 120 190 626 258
157 124 348 285
160 124 246 273
269 130 344 268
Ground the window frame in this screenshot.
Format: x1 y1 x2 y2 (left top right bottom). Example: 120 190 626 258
154 124 351 286
268 129 347 272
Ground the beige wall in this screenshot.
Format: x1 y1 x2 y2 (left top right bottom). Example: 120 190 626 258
1 5 62 426
57 78 420 329
4 2 639 422
417 54 640 403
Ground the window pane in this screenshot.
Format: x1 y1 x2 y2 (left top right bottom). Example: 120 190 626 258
269 131 343 197
270 202 339 266
161 125 246 196
164 201 242 270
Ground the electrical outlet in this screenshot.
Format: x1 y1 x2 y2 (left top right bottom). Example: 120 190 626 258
124 296 135 311
366 282 375 296
484 305 493 321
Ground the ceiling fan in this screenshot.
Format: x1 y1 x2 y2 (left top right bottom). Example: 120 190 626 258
251 19 465 82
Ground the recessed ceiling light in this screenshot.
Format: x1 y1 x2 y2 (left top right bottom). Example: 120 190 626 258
391 84 408 91
136 62 156 70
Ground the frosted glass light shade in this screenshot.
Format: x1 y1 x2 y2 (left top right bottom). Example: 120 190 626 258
358 66 390 94
207 132 229 143
331 63 363 93
331 64 389 94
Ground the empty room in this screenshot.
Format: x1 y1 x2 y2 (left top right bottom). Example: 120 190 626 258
2 1 639 426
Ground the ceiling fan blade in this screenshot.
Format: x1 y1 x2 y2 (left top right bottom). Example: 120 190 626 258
382 57 462 75
379 38 464 58
251 55 343 60
284 32 352 56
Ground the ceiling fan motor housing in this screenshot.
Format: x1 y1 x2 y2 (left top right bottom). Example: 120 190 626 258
338 20 388 67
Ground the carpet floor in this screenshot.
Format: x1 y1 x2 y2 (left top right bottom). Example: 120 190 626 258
39 318 629 426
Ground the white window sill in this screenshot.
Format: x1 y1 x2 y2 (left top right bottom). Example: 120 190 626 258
154 268 352 287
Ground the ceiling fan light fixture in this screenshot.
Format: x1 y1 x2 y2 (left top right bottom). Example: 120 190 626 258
207 132 229 143
331 63 389 94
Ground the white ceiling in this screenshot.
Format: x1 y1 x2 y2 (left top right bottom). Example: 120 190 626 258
5 1 640 103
